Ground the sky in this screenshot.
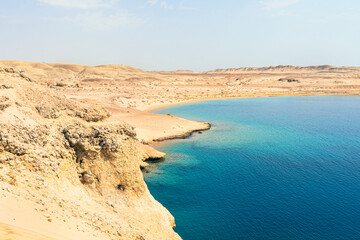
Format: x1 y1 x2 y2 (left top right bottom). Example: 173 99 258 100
0 0 360 71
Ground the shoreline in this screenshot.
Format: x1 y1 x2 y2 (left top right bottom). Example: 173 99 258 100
145 91 359 112
149 123 211 144
142 91 360 240
144 92 360 152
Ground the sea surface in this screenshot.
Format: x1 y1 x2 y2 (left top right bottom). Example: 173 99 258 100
144 96 360 240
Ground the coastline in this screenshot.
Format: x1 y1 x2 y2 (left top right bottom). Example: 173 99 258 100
143 92 360 149
1 60 360 240
140 92 359 145
149 123 211 143
143 95 360 240
145 91 360 112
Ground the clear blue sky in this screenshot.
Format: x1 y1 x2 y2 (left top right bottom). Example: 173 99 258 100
1 0 359 70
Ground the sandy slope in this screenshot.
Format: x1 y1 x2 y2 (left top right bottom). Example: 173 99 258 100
0 223 57 240
0 189 99 240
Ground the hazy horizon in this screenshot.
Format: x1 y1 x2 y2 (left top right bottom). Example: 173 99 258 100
1 0 360 71
2 60 360 72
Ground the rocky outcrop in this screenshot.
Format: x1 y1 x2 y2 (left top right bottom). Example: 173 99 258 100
0 66 34 82
61 122 149 194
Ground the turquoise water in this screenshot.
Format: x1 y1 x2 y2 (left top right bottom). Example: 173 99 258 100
144 96 360 240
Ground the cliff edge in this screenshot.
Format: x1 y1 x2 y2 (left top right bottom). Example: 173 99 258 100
0 66 182 240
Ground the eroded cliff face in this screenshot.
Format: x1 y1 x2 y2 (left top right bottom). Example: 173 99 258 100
0 67 181 239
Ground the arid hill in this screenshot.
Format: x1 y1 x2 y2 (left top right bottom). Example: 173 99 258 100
1 61 359 114
208 65 360 73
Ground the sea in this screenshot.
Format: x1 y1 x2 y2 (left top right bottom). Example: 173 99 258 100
144 96 360 240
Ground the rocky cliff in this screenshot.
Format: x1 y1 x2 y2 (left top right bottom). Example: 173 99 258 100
0 66 182 239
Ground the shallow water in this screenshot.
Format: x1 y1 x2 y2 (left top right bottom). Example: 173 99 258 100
145 96 360 240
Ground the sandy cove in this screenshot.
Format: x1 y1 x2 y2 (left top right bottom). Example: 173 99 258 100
0 61 360 240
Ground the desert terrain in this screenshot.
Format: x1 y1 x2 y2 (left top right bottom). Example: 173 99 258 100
0 60 360 239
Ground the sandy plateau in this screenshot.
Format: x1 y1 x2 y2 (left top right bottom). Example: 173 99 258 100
0 60 359 239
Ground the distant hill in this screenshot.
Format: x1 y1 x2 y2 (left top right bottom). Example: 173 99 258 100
207 65 360 73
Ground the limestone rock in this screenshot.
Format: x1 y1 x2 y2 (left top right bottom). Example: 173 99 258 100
82 170 95 184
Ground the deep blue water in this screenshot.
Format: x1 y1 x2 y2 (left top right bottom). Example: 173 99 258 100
144 96 360 240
